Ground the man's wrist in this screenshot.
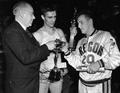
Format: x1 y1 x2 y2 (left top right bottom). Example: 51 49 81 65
64 50 71 56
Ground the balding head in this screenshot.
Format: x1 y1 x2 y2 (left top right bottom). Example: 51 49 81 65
12 1 35 28
13 1 33 16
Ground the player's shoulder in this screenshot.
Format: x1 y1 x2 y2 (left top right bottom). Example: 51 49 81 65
55 27 64 35
96 30 114 43
55 27 62 31
97 30 111 37
33 28 43 38
36 27 44 33
55 27 63 32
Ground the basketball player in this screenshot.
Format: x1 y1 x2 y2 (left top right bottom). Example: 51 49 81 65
63 9 120 93
33 3 67 93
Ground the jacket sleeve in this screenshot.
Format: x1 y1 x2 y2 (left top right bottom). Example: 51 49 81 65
101 32 120 69
4 29 50 65
64 40 82 69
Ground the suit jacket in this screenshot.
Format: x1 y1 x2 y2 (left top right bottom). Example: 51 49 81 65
3 21 50 93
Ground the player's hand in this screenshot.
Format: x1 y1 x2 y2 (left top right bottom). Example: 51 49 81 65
46 40 56 50
70 26 77 38
87 62 101 74
61 43 69 53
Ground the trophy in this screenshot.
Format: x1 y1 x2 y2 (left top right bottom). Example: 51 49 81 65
48 39 66 82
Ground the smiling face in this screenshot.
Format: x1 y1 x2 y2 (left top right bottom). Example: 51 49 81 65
77 15 92 35
42 11 56 28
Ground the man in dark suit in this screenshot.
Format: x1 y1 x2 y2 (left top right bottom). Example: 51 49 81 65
2 1 56 93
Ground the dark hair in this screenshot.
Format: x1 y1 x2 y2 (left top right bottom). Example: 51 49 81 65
76 9 97 27
76 9 94 20
40 3 57 16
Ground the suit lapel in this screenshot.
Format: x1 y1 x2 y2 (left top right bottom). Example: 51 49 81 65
14 21 40 46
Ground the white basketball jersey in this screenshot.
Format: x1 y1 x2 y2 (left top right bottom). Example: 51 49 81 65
65 30 120 82
34 28 65 73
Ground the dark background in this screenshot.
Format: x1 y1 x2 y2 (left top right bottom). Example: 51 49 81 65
0 0 120 93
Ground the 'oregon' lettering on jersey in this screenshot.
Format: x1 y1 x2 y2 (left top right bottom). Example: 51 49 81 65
79 41 103 56
79 41 103 64
65 30 120 82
